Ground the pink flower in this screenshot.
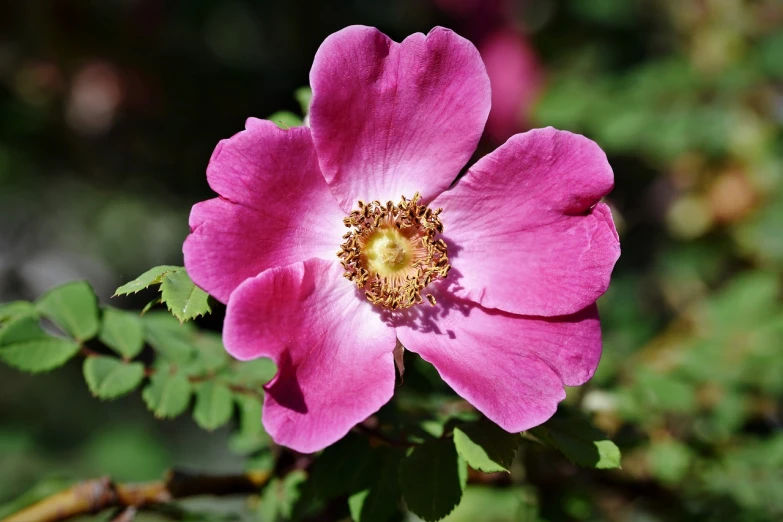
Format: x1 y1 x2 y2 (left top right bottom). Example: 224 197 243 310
480 27 544 142
184 26 620 453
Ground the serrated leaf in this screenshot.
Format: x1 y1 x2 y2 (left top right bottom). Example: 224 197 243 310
99 307 144 359
349 446 405 522
143 312 194 364
0 317 80 373
453 418 520 473
193 381 233 430
229 394 269 455
159 270 211 323
0 301 38 323
114 265 181 296
267 111 303 129
142 368 192 419
36 281 99 341
400 439 467 521
83 356 145 399
530 416 621 470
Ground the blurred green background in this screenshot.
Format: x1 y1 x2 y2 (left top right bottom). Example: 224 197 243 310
1 0 782 521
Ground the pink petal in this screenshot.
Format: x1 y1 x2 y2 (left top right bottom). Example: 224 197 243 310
183 119 345 303
223 258 396 453
394 285 602 432
309 25 491 212
433 127 620 316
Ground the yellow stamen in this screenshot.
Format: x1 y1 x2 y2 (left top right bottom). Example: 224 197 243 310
337 193 449 310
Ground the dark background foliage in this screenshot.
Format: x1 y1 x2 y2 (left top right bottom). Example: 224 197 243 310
1 0 782 520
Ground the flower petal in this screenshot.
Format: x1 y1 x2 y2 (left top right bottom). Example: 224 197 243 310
183 119 345 303
223 258 396 453
394 285 602 432
309 25 491 211
433 127 620 316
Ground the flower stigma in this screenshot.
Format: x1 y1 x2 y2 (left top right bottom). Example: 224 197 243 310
337 193 450 310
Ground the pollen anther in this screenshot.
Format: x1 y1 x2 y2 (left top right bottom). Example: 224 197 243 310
337 193 449 310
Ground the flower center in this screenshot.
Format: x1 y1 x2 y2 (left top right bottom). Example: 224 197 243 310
338 193 450 310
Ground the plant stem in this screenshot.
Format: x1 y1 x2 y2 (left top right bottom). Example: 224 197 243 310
1 470 270 522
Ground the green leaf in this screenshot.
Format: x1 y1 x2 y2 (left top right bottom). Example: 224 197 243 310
193 381 233 430
647 439 692 484
311 433 374 500
187 332 230 376
453 418 520 473
228 357 277 387
529 416 621 470
99 307 144 359
142 367 192 418
0 317 80 373
294 87 312 116
441 486 539 522
228 394 269 455
83 356 145 400
400 439 468 521
267 111 303 129
36 281 99 341
114 265 181 296
349 446 405 522
143 312 194 364
258 470 308 521
141 297 161 316
0 301 38 323
159 269 212 323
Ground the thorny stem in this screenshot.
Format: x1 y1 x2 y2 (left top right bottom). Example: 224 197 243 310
0 470 270 522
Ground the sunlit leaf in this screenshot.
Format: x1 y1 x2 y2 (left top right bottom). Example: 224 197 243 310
530 416 621 470
114 265 180 296
159 269 211 323
453 418 520 473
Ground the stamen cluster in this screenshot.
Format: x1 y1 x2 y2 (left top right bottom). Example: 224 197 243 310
337 193 450 309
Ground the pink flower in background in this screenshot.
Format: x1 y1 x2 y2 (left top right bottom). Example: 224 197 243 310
481 28 544 142
184 26 619 453
433 0 544 142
